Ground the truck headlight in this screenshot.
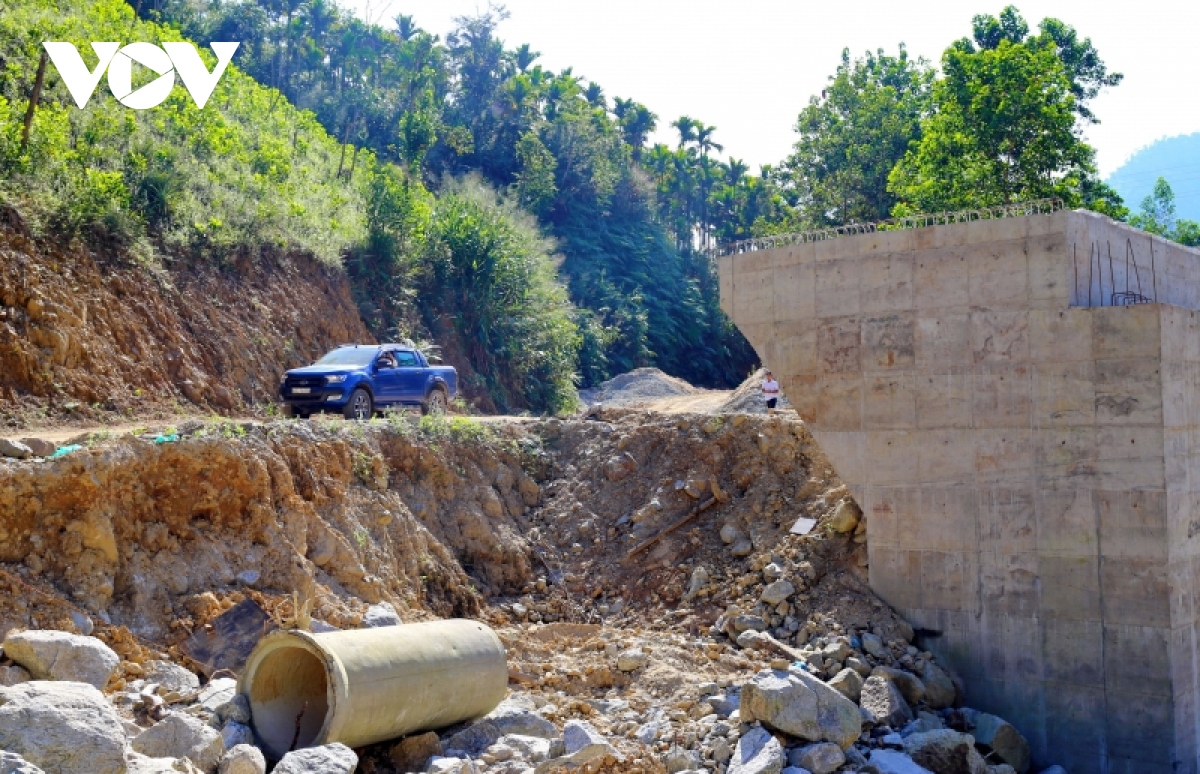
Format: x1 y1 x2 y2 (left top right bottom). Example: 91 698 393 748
326 375 347 384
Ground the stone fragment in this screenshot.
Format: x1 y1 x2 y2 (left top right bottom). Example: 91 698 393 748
792 742 845 774
426 758 480 774
821 640 851 663
903 730 987 774
868 750 935 774
69 611 94 636
0 664 31 686
728 726 785 774
829 501 861 533
860 675 913 728
362 602 403 627
218 745 266 774
740 668 860 749
485 697 558 738
562 719 616 758
215 694 251 725
0 439 32 458
827 668 864 703
684 566 710 601
220 721 253 749
861 632 887 659
497 734 551 763
145 661 201 695
444 719 502 756
18 438 55 457
663 746 701 773
125 752 204 773
720 524 744 544
273 743 358 774
731 539 754 557
603 454 636 481
760 580 796 606
0 681 127 774
846 657 872 676
391 731 443 771
617 647 649 671
3 630 120 689
919 662 956 709
970 714 1031 774
873 666 926 705
0 751 45 774
197 678 238 712
132 712 224 774
729 614 769 633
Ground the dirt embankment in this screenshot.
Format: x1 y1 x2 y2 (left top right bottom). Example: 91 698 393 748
0 217 371 429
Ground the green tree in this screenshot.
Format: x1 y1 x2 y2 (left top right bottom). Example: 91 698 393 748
1130 177 1200 246
784 45 933 225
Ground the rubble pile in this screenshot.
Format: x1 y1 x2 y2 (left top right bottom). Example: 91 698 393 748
0 409 1064 773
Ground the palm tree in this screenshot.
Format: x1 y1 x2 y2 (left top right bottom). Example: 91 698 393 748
394 14 421 41
671 116 697 150
584 82 605 109
514 43 540 73
696 123 722 159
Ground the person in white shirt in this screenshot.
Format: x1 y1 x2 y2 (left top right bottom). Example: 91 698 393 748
761 370 780 415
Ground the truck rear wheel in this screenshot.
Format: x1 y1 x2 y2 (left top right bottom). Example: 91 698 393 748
344 388 373 421
421 386 448 416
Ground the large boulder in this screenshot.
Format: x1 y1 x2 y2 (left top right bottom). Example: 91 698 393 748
868 750 934 773
144 661 200 696
918 662 956 709
126 753 204 773
2 630 120 689
740 668 861 750
860 675 913 728
970 714 1030 774
274 744 357 774
362 602 403 628
132 713 224 774
828 668 864 703
485 696 557 738
0 664 31 686
728 726 785 774
562 719 619 762
903 730 987 774
391 732 443 772
0 681 127 774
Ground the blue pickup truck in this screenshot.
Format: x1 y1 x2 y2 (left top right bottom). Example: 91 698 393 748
279 344 457 420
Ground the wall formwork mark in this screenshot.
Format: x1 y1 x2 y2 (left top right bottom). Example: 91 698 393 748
719 209 1200 773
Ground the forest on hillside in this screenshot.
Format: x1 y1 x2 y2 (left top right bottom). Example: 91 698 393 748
0 0 1149 414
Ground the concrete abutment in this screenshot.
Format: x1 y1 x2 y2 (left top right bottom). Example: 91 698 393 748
719 209 1200 772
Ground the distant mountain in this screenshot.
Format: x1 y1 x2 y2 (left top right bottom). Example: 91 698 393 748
1107 133 1200 222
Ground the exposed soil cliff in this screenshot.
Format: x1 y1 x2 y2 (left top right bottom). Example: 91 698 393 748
0 215 371 429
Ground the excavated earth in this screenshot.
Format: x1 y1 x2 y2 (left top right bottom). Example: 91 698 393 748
0 408 1014 774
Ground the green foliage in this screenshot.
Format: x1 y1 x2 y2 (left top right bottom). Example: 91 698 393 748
889 8 1115 212
783 46 934 226
1129 178 1200 247
0 0 366 261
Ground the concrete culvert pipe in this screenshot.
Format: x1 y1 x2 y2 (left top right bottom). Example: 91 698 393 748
239 619 507 759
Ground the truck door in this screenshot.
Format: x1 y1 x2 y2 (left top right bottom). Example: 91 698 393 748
395 350 425 401
372 351 403 404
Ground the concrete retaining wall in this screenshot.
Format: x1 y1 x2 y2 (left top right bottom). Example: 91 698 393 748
718 209 1200 773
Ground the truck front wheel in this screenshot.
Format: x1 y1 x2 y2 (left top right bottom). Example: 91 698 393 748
421 386 448 416
344 388 373 421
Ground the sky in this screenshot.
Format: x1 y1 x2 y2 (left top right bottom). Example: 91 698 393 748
338 0 1200 179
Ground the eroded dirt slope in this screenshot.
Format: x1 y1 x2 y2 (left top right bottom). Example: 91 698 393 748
0 216 371 429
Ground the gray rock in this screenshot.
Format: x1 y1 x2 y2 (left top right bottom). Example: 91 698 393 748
0 751 46 774
728 726 784 774
197 678 237 712
220 721 253 749
860 675 913 728
617 647 649 671
445 719 502 756
274 743 358 774
729 614 769 633
760 580 796 606
821 640 851 663
903 711 946 736
215 694 251 725
426 758 480 774
720 524 744 544
663 746 701 773
145 661 201 696
235 570 260 586
792 742 845 774
69 611 94 636
684 566 710 601
218 745 265 774
0 438 32 459
861 632 887 659
0 664 31 686
132 712 224 774
740 668 860 749
2 630 120 689
562 719 613 756
709 691 740 717
919 662 957 709
362 602 403 627
903 729 987 774
869 750 935 774
828 668 864 703
18 438 56 458
126 753 204 773
731 539 754 557
873 666 926 706
970 714 1030 774
498 734 551 763
0 681 127 774
486 702 557 739
847 656 872 676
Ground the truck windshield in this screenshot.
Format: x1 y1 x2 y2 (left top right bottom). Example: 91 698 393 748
315 347 378 367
